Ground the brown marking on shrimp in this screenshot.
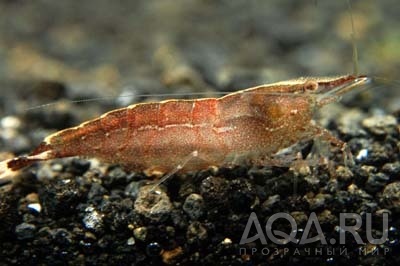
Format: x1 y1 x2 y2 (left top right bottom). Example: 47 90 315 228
0 75 370 183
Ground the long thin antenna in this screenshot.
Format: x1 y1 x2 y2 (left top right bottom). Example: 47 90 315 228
347 0 359 76
24 91 231 112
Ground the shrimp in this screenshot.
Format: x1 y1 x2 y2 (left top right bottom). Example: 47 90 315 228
0 75 370 183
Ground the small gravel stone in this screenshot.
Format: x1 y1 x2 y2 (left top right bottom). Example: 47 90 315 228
69 158 91 175
365 173 390 194
337 109 367 137
362 115 397 136
127 237 135 246
382 162 400 177
162 246 183 265
52 228 74 246
200 176 228 207
1 116 22 129
348 138 371 158
0 124 31 152
381 182 400 213
290 211 308 224
15 223 36 240
348 184 373 199
317 210 337 224
229 178 256 211
262 195 280 211
103 167 128 186
304 175 320 186
25 193 42 213
25 193 39 203
134 185 173 222
336 166 354 181
146 242 163 257
186 222 208 243
182 193 204 220
83 206 104 232
356 148 369 161
221 238 232 245
166 226 175 237
133 227 147 242
87 183 108 199
366 143 391 165
124 181 143 198
359 165 377 177
305 193 332 210
27 203 42 213
36 163 60 181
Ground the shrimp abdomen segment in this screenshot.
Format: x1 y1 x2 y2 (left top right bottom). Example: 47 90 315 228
35 98 230 174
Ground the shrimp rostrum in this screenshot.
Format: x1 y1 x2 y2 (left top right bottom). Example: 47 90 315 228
0 75 370 183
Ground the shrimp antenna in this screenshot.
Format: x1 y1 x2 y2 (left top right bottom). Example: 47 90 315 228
347 0 359 76
24 91 231 112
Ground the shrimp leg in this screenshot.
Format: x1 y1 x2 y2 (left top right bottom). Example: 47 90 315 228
310 124 354 166
149 150 199 192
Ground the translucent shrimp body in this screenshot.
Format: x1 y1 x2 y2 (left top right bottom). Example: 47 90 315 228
0 75 370 182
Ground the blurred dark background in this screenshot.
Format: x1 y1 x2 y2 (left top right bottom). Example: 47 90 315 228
0 0 399 116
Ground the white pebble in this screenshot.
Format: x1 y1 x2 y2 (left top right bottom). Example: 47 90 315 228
356 149 368 160
27 203 42 213
1 116 21 129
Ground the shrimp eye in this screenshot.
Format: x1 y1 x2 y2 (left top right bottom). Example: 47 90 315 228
303 81 318 92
